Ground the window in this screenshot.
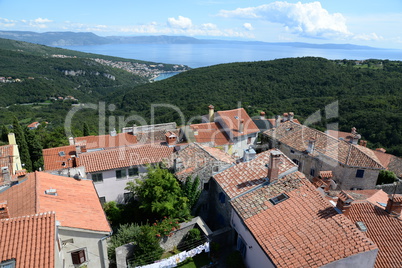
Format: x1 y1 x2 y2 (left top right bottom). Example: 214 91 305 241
292 159 299 165
128 167 139 177
92 173 103 183
218 192 226 203
116 169 127 179
247 137 252 145
269 193 289 205
290 150 295 154
212 166 219 172
237 236 247 258
203 181 210 191
71 249 86 265
310 168 315 177
99 196 106 205
356 169 365 178
0 259 15 268
124 192 134 203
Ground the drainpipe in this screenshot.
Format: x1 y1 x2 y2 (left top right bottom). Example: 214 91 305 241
99 231 113 268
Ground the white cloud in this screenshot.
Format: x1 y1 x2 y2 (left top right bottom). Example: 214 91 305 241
243 23 253 31
34 18 53 23
218 1 351 39
167 16 193 29
353 32 383 41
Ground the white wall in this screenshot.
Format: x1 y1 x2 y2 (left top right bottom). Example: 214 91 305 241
231 209 275 268
89 165 148 203
59 227 110 268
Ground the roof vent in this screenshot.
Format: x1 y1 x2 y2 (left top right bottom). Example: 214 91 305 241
45 189 57 196
356 221 367 232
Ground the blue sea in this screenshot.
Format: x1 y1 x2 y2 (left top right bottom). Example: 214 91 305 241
62 43 402 79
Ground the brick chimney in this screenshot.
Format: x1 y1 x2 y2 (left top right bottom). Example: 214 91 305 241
268 150 282 182
165 131 177 147
208 105 215 122
359 140 368 147
307 137 316 153
239 119 244 133
385 194 402 217
288 112 294 122
68 137 75 145
0 202 10 219
336 191 354 216
260 111 266 120
282 113 289 122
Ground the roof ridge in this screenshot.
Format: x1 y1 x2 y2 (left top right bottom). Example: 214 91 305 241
34 171 40 214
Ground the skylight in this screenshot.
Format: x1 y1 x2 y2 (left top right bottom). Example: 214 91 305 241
269 193 289 205
356 221 367 232
58 151 65 157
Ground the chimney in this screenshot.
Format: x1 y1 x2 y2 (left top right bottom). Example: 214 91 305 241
0 202 10 220
288 112 294 122
385 194 402 217
193 126 198 136
110 128 117 136
260 111 266 120
239 119 245 133
208 105 215 122
275 115 280 128
351 127 357 135
68 137 75 145
307 137 316 153
7 133 16 145
282 113 289 122
268 150 282 182
165 131 177 147
336 191 354 216
352 134 361 145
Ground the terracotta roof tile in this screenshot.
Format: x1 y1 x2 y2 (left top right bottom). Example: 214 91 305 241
264 121 384 169
347 201 402 268
74 132 137 149
0 212 55 268
43 145 76 171
0 172 111 233
78 144 174 173
189 122 231 146
171 143 235 180
214 149 297 199
216 108 259 138
232 173 377 268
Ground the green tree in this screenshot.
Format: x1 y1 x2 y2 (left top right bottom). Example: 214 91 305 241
125 165 191 220
107 223 142 261
12 116 32 172
132 225 164 266
24 128 44 171
182 177 201 210
1 125 9 143
83 122 90 136
377 170 398 185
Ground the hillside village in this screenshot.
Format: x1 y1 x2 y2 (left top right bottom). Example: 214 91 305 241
0 106 401 268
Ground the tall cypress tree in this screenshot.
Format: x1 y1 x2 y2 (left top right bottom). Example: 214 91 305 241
83 122 90 136
1 125 9 143
12 116 32 172
25 128 44 171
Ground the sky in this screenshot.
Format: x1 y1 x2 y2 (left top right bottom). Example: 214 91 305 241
0 0 401 49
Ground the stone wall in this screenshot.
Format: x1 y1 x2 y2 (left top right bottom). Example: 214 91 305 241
376 182 402 194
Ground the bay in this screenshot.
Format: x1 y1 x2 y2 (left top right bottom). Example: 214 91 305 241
62 43 402 69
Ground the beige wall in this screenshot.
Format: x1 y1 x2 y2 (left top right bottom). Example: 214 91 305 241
59 227 110 268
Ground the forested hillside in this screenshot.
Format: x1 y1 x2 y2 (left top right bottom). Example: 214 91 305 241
0 38 189 106
116 57 402 156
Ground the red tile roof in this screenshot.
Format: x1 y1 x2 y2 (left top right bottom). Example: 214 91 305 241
74 132 137 149
216 108 259 138
346 202 402 268
319 170 333 178
27 121 40 128
0 172 111 233
189 122 231 146
0 212 55 268
214 149 297 199
264 121 384 169
42 145 77 171
232 173 377 268
78 144 174 173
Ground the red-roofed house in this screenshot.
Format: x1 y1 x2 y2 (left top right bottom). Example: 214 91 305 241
27 121 40 130
0 212 60 268
263 121 385 190
183 106 260 159
78 144 175 203
0 172 111 268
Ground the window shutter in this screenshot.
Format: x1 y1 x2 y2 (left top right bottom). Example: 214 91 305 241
71 250 86 264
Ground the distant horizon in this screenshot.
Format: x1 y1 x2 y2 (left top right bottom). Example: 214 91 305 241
1 30 396 51
1 0 401 49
